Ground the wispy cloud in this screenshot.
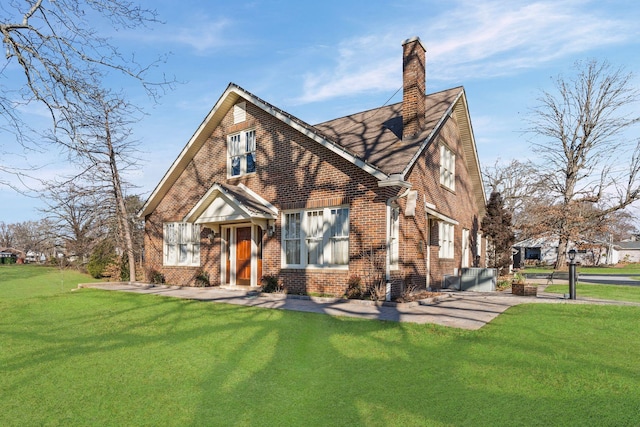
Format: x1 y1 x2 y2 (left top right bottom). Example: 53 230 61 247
133 16 233 54
171 17 232 53
297 0 634 103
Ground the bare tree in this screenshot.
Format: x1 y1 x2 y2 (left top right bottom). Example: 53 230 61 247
1 219 55 256
482 158 550 232
39 180 107 266
47 89 141 281
122 194 145 271
0 222 15 248
528 59 640 269
1 0 171 180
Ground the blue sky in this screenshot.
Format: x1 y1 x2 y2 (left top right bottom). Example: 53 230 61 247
2 0 640 224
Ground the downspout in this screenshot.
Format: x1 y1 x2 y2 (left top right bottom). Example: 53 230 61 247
385 187 412 301
426 216 431 290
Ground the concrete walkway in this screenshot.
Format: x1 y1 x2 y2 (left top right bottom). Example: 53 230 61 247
77 282 640 330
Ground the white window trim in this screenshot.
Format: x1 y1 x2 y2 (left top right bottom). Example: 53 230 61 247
440 144 455 191
438 221 454 259
227 129 256 177
163 222 201 266
281 206 349 269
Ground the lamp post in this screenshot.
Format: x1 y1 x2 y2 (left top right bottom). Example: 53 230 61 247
568 249 577 300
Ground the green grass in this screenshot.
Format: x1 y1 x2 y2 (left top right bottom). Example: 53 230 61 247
0 264 101 299
545 282 640 303
2 265 640 425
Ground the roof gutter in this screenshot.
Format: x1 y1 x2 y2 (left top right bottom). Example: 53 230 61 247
377 173 412 189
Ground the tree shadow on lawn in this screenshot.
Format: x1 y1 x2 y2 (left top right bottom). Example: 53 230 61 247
2 289 640 425
187 302 640 426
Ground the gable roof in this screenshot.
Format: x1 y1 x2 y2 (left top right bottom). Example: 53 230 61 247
184 182 278 225
314 87 485 214
139 83 485 218
314 87 462 175
139 83 387 218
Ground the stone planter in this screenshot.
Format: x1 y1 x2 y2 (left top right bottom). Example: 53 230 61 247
511 282 537 296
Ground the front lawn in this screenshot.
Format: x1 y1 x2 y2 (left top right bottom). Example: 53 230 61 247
2 265 640 425
545 282 640 303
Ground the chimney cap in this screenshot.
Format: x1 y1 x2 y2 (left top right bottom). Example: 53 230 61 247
402 36 427 52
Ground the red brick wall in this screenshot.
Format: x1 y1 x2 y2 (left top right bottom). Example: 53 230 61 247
144 96 485 295
145 99 394 295
402 115 486 289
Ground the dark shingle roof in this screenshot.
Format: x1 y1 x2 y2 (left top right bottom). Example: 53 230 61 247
616 241 640 250
313 87 463 175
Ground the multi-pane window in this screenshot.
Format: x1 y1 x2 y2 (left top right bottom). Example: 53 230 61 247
282 207 349 267
440 144 455 190
329 208 349 265
306 210 324 264
164 222 200 266
283 212 301 265
438 221 454 259
228 129 256 177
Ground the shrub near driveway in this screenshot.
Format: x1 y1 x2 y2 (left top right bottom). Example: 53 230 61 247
1 266 640 425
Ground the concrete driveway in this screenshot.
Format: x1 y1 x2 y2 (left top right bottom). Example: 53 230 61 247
77 282 640 330
578 274 640 286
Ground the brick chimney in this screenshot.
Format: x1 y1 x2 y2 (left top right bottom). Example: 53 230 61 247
402 37 426 140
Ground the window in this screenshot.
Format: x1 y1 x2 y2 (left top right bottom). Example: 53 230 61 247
476 232 482 258
329 208 349 265
228 129 256 177
164 222 200 266
389 206 400 268
282 207 349 267
283 212 301 265
306 210 324 264
440 144 455 190
438 222 454 259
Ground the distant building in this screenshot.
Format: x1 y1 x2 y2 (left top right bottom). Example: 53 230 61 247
0 247 24 264
612 241 640 264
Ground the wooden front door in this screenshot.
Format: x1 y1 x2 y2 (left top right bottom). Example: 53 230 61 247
236 227 252 285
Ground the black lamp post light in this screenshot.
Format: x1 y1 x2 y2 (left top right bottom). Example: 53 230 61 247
568 249 577 300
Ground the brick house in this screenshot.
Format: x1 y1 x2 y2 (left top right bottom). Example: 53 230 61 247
139 36 486 297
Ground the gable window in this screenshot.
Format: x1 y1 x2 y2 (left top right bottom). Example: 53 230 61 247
164 222 200 266
228 129 256 177
282 207 349 268
438 221 454 259
440 144 455 190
